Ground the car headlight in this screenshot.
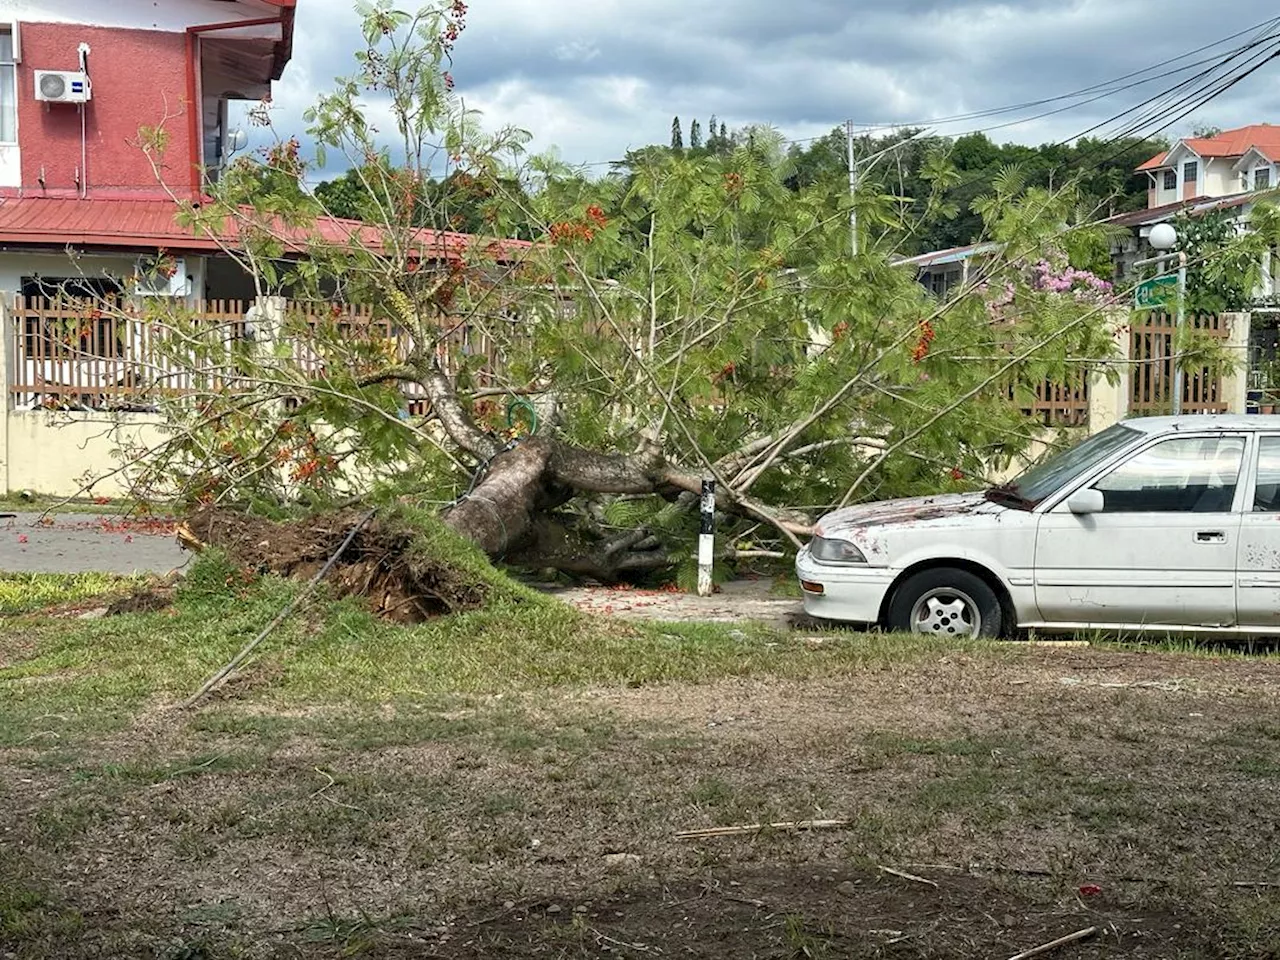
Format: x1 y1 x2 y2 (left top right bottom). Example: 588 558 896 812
809 536 866 564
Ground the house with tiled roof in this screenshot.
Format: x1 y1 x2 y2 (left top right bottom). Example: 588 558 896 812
1136 124 1280 207
0 0 528 497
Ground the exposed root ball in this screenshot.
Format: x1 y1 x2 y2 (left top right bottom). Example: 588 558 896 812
184 508 491 623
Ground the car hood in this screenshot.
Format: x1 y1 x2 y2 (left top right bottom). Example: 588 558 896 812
815 492 1006 537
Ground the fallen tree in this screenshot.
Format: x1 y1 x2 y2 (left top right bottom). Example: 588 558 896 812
87 0 1142 585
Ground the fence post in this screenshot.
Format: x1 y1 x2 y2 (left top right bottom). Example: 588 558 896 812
251 296 286 358
1219 312 1251 415
0 297 9 495
1088 307 1131 433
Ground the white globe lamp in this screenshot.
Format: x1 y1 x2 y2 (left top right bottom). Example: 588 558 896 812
1148 222 1178 251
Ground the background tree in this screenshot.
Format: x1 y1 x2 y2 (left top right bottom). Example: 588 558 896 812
689 119 703 150
670 116 683 151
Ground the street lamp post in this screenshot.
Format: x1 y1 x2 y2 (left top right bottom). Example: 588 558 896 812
1135 223 1188 415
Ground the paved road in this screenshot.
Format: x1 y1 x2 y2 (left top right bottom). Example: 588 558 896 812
0 512 189 575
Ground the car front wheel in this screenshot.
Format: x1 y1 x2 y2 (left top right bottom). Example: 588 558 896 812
887 567 1003 639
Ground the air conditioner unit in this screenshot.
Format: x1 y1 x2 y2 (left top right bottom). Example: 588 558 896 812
34 69 91 103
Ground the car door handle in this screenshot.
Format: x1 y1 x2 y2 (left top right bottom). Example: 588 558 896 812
1195 530 1227 543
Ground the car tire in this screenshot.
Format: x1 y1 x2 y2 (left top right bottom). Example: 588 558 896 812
887 567 1003 639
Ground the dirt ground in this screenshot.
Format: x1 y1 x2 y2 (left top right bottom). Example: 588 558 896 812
5 647 1280 958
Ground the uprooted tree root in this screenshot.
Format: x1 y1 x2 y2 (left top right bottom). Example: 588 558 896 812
179 508 496 623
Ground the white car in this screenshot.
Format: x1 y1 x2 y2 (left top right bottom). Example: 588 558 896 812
796 415 1280 637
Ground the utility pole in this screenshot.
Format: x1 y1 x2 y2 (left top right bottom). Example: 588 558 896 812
1173 251 1188 415
846 119 857 257
1135 223 1188 415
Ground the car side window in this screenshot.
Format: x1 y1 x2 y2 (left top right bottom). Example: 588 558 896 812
1092 436 1245 513
1253 436 1280 511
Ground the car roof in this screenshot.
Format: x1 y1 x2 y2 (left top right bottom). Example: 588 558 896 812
1122 415 1280 434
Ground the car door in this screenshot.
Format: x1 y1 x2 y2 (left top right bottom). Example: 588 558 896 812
1235 433 1280 627
1033 433 1246 627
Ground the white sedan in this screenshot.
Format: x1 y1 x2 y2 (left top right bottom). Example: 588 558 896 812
796 415 1280 637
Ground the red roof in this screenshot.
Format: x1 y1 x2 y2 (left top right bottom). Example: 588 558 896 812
1136 124 1280 171
0 196 530 261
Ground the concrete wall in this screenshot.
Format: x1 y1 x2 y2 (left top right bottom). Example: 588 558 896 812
2 409 168 496
10 22 194 197
0 300 1259 499
1203 158 1235 199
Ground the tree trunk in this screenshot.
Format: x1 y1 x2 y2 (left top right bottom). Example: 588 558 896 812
439 439 555 556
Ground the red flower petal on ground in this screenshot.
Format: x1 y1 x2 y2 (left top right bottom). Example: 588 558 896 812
17 534 28 543
1078 884 1102 897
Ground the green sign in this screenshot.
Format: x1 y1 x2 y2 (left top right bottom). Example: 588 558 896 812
1134 275 1177 310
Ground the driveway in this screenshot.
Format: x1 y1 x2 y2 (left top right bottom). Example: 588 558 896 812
0 512 189 575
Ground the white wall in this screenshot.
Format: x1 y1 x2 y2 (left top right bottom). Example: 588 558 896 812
6 0 284 36
3 409 168 497
1154 171 1180 207
0 250 207 301
0 250 138 299
1203 158 1235 198
0 144 18 189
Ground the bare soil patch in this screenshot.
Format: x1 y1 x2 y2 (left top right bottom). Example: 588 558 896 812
4 647 1280 958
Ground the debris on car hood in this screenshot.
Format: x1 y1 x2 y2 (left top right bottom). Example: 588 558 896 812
815 492 1002 535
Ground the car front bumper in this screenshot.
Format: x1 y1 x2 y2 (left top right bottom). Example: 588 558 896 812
794 548 896 625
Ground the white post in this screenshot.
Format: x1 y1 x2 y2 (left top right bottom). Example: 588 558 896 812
697 477 715 597
0 296 9 495
1088 307 1131 433
1220 312 1251 415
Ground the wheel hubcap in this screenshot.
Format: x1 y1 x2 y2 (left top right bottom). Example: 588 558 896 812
910 588 980 638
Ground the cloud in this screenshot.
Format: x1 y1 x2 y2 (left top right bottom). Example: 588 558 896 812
235 0 1280 176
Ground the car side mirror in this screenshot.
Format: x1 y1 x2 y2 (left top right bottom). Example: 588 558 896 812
1067 488 1104 515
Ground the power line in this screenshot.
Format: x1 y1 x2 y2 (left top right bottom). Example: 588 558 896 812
1062 18 1280 147
1065 30 1280 170
581 15 1280 171
848 14 1280 133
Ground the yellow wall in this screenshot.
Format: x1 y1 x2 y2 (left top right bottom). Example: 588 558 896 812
3 411 170 498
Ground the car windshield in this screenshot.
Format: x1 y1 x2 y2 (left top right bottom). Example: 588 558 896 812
989 423 1143 508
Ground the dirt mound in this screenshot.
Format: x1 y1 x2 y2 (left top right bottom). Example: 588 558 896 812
181 508 493 623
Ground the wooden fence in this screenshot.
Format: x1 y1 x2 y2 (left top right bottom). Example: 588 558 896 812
1129 312 1229 415
1022 374 1090 427
5 297 518 412
9 298 252 409
13 296 1206 429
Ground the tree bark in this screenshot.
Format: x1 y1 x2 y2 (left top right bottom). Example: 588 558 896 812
420 357 811 575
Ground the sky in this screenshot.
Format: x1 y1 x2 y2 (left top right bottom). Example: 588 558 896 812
241 0 1280 180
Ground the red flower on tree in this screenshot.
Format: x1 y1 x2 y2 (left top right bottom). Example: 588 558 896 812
911 319 936 363
585 204 608 228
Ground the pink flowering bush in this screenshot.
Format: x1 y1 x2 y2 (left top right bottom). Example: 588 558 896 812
1028 259 1113 299
982 250 1115 322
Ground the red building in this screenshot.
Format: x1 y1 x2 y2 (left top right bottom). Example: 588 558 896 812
0 0 296 300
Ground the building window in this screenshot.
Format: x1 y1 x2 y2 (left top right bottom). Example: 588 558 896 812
1257 167 1273 191
19 276 126 360
0 27 16 143
1162 169 1177 191
1183 161 1198 186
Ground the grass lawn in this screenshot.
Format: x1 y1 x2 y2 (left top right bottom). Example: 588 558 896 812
3 559 1280 958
